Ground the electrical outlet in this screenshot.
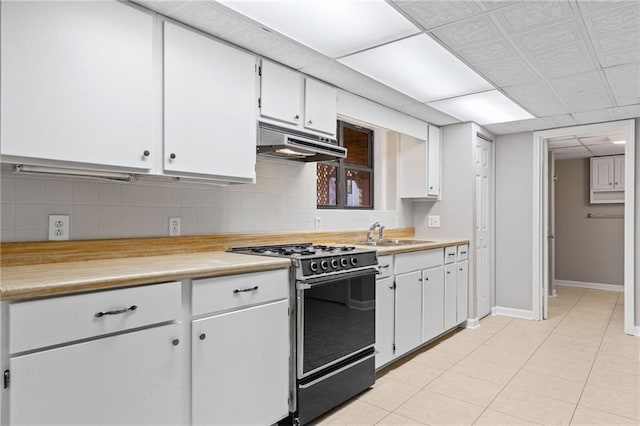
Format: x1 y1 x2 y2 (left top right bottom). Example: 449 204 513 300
428 215 440 228
169 217 181 237
315 216 321 231
48 214 70 241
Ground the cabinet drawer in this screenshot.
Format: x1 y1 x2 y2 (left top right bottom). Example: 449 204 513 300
444 246 457 264
395 249 443 275
457 244 469 261
9 281 181 354
377 255 394 279
192 269 288 316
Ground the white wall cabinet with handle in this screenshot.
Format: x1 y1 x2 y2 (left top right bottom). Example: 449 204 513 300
259 60 337 138
164 22 257 183
0 1 155 172
590 155 624 203
398 125 442 200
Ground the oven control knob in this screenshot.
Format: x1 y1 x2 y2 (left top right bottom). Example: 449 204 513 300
309 261 318 272
331 259 339 269
320 260 329 270
340 258 348 267
350 257 358 266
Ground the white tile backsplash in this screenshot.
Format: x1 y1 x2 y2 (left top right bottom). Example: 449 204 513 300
0 158 408 242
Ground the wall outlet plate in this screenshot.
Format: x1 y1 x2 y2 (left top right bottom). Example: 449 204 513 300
169 217 181 237
428 215 440 228
48 214 70 240
315 216 322 231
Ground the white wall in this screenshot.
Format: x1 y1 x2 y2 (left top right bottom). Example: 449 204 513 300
494 132 534 312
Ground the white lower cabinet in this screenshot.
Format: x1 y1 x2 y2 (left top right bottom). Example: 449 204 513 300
10 323 183 425
444 263 458 330
394 271 422 357
422 266 444 343
375 276 395 369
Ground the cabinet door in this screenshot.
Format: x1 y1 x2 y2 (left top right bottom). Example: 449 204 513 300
304 78 337 136
1 1 154 170
10 324 183 425
614 155 625 189
457 261 469 324
394 271 422 356
375 276 395 369
260 60 302 126
427 125 441 197
422 266 444 342
192 300 289 426
591 157 614 190
164 22 256 181
444 264 457 330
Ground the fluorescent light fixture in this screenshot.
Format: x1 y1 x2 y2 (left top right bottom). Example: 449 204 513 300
217 0 418 58
338 34 494 102
14 164 135 182
611 139 626 144
427 90 534 125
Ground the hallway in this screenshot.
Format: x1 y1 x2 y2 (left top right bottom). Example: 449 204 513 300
315 286 639 425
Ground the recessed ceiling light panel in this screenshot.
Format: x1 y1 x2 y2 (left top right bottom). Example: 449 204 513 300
217 0 419 58
427 90 534 125
339 34 494 102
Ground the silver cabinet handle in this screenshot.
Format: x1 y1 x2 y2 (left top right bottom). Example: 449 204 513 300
308 120 313 125
95 305 137 318
379 264 390 269
233 286 259 294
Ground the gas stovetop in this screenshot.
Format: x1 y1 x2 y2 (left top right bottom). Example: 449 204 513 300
228 243 378 279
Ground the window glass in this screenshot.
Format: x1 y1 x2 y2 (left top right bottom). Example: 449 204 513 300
345 169 371 207
317 163 338 206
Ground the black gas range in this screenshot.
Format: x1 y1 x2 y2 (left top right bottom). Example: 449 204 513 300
228 242 378 425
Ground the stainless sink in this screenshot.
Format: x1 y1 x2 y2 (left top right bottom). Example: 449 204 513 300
359 239 436 246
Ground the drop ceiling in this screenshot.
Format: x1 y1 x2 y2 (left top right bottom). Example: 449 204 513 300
134 0 640 135
548 129 626 159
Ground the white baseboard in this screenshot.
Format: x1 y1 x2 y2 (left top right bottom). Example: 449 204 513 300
491 306 534 320
555 280 624 292
549 288 558 298
629 326 640 337
462 318 480 329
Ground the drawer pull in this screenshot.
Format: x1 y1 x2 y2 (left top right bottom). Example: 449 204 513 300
233 286 259 294
94 305 137 318
379 264 390 269
448 252 456 256
460 251 467 255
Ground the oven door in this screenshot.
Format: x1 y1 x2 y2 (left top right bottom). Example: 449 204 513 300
296 268 376 378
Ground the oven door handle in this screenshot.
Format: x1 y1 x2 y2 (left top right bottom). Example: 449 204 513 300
297 267 379 289
298 352 376 389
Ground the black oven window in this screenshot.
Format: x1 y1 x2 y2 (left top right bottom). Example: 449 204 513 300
317 121 373 209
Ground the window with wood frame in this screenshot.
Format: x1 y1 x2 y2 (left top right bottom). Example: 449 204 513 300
317 121 373 209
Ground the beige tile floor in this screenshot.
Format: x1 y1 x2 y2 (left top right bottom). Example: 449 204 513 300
314 286 640 425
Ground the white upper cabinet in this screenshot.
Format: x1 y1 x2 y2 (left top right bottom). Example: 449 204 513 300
304 78 338 135
398 125 442 200
0 1 154 171
259 60 337 138
260 60 302 126
164 22 257 183
590 155 624 203
614 155 625 189
591 156 615 190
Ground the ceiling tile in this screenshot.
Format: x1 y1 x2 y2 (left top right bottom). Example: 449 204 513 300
222 25 293 57
514 21 584 53
133 1 186 15
483 117 553 135
266 44 327 70
454 39 520 64
583 3 640 36
577 1 638 15
481 1 522 11
579 136 612 146
502 81 568 116
592 32 640 67
492 1 574 35
554 152 589 159
547 114 577 127
604 63 640 106
551 71 614 112
608 104 640 119
552 145 591 154
166 1 253 38
571 109 614 124
431 15 504 49
588 144 626 155
472 57 538 87
527 43 596 79
548 138 580 148
392 1 483 30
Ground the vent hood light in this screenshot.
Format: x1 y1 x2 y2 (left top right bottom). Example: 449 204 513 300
276 148 316 157
217 0 418 58
427 90 534 125
611 139 626 144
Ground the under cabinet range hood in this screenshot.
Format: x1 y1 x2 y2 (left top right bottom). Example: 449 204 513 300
257 122 346 162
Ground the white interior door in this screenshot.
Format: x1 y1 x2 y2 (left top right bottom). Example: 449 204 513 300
475 137 492 318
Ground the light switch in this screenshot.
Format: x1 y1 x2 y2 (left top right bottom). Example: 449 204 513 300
428 215 440 228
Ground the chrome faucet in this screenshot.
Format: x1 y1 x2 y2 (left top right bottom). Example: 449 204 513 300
366 222 385 242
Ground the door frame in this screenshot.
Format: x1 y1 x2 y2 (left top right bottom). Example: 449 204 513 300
532 119 636 334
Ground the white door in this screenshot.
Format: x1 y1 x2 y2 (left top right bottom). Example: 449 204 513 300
375 276 395 368
192 300 289 426
10 324 183 425
164 22 256 181
614 155 625 189
421 266 444 342
475 137 492 318
1 1 154 170
591 157 614 190
303 78 337 136
260 60 302 126
394 271 422 356
444 264 457 330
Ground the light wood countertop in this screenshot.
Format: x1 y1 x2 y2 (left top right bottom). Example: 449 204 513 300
366 238 470 255
1 252 291 301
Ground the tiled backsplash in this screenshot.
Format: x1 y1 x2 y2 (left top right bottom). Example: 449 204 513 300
0 159 401 242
